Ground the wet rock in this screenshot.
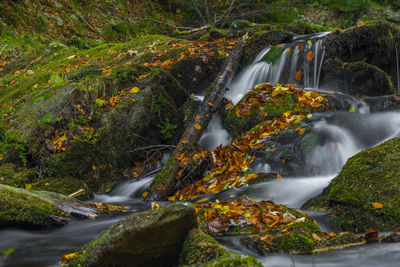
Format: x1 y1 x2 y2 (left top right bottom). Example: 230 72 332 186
321 21 400 96
180 228 230 265
321 59 393 96
382 232 400 242
363 94 400 112
240 206 363 254
304 137 400 232
66 202 197 267
324 21 400 72
0 184 99 229
243 30 293 65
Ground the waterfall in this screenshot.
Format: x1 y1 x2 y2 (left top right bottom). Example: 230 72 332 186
226 32 330 104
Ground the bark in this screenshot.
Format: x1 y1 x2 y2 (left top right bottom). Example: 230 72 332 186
147 34 249 201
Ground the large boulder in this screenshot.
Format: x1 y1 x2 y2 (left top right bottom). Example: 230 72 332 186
66 202 198 267
321 59 393 96
320 20 400 95
304 137 400 232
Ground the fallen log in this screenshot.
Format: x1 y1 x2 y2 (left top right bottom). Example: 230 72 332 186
147 34 249 201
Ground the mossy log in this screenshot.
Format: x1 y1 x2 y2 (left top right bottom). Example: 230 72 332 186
147 34 249 201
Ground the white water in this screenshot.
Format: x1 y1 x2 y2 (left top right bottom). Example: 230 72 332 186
227 32 330 104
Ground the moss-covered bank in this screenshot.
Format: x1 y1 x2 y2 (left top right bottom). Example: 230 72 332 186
304 137 400 232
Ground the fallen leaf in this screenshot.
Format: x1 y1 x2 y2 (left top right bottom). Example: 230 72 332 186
307 51 314 61
295 71 301 81
142 191 148 198
61 252 76 264
372 202 383 209
312 233 322 242
194 124 202 130
129 87 140 94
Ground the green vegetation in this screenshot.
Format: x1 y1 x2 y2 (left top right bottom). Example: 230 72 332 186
305 137 400 232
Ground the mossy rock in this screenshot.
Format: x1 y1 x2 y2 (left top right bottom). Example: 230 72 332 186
66 202 198 267
304 137 400 232
46 69 187 192
0 184 61 228
321 59 394 96
280 20 330 35
180 228 230 265
243 214 362 254
209 28 228 40
323 20 400 80
0 163 36 188
243 30 293 64
197 254 263 267
0 184 99 229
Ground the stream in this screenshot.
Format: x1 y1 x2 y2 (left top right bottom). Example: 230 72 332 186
2 32 400 266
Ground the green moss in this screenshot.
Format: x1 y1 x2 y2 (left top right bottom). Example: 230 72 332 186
280 20 331 35
152 155 177 186
0 163 35 188
199 254 263 267
269 232 315 253
209 28 228 40
223 90 306 138
180 229 230 265
305 137 400 232
0 184 60 228
32 177 92 201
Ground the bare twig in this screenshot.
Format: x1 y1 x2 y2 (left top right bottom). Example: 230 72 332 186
68 189 86 198
128 144 177 153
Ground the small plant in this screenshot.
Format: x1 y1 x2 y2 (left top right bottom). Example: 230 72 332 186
40 114 53 124
158 118 177 140
0 133 28 166
76 115 87 125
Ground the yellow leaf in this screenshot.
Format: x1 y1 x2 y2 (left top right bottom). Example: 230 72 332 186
129 87 139 94
142 191 149 198
227 66 232 72
62 252 76 264
307 40 312 45
276 173 282 179
151 202 161 210
194 124 202 130
372 202 383 209
25 184 32 190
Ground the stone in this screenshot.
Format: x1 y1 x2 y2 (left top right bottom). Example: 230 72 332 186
67 202 198 267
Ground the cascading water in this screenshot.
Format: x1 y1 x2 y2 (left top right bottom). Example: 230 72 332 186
3 32 400 267
227 32 330 104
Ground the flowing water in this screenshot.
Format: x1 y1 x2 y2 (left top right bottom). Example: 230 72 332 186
2 33 400 266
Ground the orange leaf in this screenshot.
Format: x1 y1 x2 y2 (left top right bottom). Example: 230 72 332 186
307 51 314 61
297 43 304 51
276 173 282 179
227 66 232 72
372 202 383 209
207 102 214 107
194 124 202 130
142 191 149 198
295 71 301 81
